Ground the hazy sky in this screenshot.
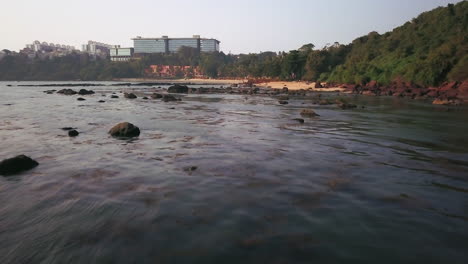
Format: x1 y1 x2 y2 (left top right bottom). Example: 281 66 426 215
0 0 462 54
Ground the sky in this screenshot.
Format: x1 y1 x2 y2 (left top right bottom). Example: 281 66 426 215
0 0 463 54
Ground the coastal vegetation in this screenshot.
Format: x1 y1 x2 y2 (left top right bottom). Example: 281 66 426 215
0 1 466 87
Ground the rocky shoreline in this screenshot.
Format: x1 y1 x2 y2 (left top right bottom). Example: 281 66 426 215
322 80 468 105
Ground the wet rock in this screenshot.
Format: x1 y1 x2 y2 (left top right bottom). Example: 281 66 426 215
77 97 86 101
124 93 137 99
162 94 179 102
314 81 323 88
57 89 77 95
282 87 289 92
110 95 119 99
184 166 198 172
109 122 140 138
0 155 39 176
168 84 189 93
292 118 305 123
43 89 56 94
338 103 357 109
318 99 334 105
98 100 105 103
432 98 462 105
142 97 149 100
61 127 74 131
300 109 320 117
78 89 95 95
151 93 163 99
68 130 79 137
278 100 289 105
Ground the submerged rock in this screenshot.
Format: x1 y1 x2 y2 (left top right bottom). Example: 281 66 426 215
338 103 357 109
57 89 77 95
98 100 106 103
278 100 289 105
300 109 320 117
168 84 189 93
78 89 95 95
151 93 163 99
109 122 140 138
162 95 180 102
124 93 137 99
77 97 86 101
61 127 74 131
110 95 119 99
292 118 305 123
0 155 39 176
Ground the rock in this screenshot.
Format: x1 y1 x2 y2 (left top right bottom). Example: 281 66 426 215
151 93 163 99
300 109 319 117
338 103 357 109
124 93 137 99
111 95 119 99
98 100 105 103
0 155 39 176
57 89 77 95
61 127 74 131
318 99 334 105
282 87 289 92
292 118 305 123
77 97 86 101
456 81 468 101
184 166 198 172
278 100 289 105
278 96 289 101
315 81 323 88
109 122 140 138
142 97 149 100
78 89 95 95
162 95 179 102
68 130 79 137
168 84 189 93
432 98 462 105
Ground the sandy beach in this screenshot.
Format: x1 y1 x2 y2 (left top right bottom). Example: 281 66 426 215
117 78 346 92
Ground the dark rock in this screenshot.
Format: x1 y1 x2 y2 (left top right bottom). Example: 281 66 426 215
61 127 74 131
124 93 137 99
109 122 140 138
57 89 77 95
98 100 105 103
162 95 179 102
300 109 320 117
151 93 163 99
168 84 189 93
315 81 323 88
278 100 289 105
78 89 95 95
0 155 39 176
292 118 305 123
338 103 357 109
111 95 119 99
142 97 149 100
184 166 198 172
282 87 289 92
68 130 79 137
77 97 86 101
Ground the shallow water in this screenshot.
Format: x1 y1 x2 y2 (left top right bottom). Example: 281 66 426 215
0 81 467 264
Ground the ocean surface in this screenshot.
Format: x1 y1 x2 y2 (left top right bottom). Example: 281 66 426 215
0 81 467 264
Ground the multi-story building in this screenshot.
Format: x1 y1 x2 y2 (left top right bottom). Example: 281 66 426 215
110 46 134 62
81 41 114 58
133 35 220 54
21 41 77 59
